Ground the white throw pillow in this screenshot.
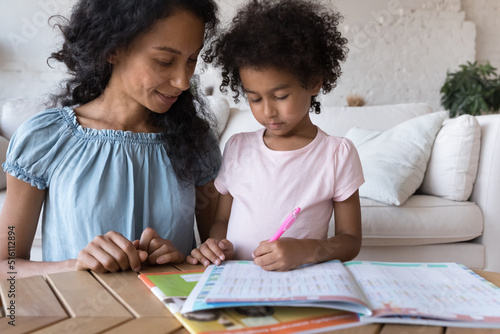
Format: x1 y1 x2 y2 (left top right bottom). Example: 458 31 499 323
311 103 434 137
1 97 47 139
346 111 446 206
205 96 230 138
418 115 481 201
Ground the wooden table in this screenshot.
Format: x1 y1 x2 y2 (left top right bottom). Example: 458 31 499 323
1 264 500 334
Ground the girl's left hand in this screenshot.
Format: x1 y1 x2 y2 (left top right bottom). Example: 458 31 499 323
252 238 314 271
134 227 185 265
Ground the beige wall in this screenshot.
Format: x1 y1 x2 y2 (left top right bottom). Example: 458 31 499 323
0 0 498 111
462 0 500 70
206 0 486 110
328 0 475 110
0 0 71 106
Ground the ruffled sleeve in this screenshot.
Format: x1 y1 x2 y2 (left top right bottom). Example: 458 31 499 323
2 108 72 189
333 137 365 201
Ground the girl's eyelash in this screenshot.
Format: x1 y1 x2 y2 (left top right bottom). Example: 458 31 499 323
249 95 289 103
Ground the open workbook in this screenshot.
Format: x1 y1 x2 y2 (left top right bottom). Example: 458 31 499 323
139 261 500 334
181 260 500 328
139 268 361 334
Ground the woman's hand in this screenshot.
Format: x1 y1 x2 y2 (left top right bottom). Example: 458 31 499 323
76 231 148 273
187 238 234 266
252 238 315 271
135 227 185 265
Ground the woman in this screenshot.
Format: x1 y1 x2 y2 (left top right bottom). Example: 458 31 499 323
0 0 220 279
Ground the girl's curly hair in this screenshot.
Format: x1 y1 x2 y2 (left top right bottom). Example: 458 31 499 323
48 0 219 182
203 0 347 114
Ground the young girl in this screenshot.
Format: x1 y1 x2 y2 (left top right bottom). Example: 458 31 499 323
188 0 364 271
0 0 221 279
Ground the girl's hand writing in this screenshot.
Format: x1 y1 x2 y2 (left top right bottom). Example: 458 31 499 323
135 227 185 265
76 231 148 273
253 238 315 271
187 238 234 266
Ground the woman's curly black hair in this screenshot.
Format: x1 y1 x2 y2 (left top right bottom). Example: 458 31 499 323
203 0 347 114
48 0 219 182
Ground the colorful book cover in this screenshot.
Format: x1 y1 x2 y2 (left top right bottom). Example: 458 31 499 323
138 269 361 334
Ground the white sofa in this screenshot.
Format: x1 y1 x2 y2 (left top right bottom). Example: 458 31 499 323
215 100 500 273
1 98 499 272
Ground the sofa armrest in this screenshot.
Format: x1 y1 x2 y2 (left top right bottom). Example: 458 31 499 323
470 114 500 272
0 136 9 190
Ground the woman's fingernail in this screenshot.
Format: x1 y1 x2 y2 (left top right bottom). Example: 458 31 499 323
219 255 225 261
157 257 166 264
252 252 255 259
134 267 141 272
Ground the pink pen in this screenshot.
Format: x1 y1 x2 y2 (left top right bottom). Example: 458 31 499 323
269 207 301 241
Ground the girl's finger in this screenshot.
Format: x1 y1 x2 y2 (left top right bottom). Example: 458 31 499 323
186 255 200 265
191 247 213 266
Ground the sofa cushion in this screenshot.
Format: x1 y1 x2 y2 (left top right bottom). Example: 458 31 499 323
310 102 434 136
419 115 481 201
219 108 261 150
219 102 435 149
328 195 483 246
345 111 446 205
206 96 231 138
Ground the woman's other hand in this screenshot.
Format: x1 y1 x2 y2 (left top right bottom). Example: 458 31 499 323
136 227 185 265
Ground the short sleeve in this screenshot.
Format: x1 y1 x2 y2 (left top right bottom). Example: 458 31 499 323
193 130 222 186
2 109 71 189
333 138 365 202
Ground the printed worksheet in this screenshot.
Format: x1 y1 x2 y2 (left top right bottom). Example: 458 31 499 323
205 261 365 302
181 260 372 315
345 262 500 321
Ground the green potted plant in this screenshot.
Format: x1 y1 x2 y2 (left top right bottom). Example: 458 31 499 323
440 61 500 117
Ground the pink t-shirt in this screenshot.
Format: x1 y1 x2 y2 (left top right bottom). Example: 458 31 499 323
215 127 364 260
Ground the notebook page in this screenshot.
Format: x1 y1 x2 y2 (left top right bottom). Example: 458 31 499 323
205 260 368 306
345 261 500 322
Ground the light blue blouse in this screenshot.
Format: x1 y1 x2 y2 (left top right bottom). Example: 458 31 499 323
3 107 221 261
